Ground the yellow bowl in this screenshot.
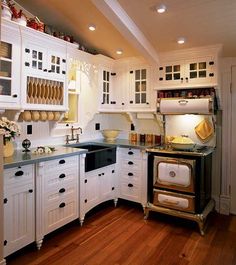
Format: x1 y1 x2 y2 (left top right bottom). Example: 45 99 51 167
101 130 120 141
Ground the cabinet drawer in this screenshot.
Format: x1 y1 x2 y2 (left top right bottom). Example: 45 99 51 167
4 164 34 186
44 196 78 234
120 158 142 171
153 189 195 213
43 168 78 189
44 182 77 205
120 170 141 184
120 181 140 202
119 148 142 159
42 156 78 172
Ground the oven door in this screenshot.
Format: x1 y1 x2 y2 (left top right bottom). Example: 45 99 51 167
153 156 195 193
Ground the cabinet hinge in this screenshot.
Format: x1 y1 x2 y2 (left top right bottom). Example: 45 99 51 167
229 185 231 195
230 83 232 94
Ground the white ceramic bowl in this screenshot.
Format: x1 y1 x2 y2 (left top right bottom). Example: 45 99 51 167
101 129 120 141
171 135 195 150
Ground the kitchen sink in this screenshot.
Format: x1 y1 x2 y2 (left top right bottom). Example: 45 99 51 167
66 143 116 172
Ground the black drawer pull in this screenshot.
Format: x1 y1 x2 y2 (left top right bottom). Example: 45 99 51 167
85 199 87 203
159 77 163 81
209 61 214 65
128 183 133 188
25 48 30 53
128 151 134 155
15 171 24 177
128 161 133 165
12 94 18 98
112 187 115 190
4 198 8 204
59 202 66 208
62 70 66 74
209 73 214 77
59 188 66 193
129 100 133 104
128 172 133 176
112 170 115 173
98 173 101 176
25 62 30 67
48 70 52 73
43 69 48 72
59 159 65 164
28 189 33 193
159 67 163 71
84 179 87 183
4 240 7 246
59 173 66 179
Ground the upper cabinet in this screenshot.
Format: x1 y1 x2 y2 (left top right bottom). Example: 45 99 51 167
20 26 68 111
0 19 21 109
156 45 222 90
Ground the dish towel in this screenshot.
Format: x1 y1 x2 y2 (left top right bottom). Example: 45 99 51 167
195 118 214 143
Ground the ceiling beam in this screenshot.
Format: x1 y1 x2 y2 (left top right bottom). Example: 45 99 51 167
92 0 159 65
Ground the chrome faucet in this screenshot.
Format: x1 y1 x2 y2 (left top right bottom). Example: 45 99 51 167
66 126 82 144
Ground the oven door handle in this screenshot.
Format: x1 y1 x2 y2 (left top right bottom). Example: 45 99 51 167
162 199 179 206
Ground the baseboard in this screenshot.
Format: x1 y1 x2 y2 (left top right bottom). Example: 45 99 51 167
212 195 220 212
219 195 231 215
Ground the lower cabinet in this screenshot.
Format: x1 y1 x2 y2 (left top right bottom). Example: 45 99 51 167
3 164 35 257
117 147 148 209
35 155 79 249
79 163 117 225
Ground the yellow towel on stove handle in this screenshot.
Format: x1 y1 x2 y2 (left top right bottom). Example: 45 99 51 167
195 118 214 143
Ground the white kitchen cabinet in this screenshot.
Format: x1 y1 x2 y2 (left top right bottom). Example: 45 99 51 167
0 19 21 109
157 57 217 89
117 147 147 209
20 26 68 111
3 164 35 257
79 164 117 225
36 155 79 249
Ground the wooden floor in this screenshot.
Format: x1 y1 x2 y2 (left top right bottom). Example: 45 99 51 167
6 200 236 265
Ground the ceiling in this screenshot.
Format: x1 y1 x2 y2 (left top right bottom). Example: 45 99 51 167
15 0 236 61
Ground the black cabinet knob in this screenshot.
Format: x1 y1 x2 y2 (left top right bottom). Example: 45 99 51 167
62 59 66 63
209 73 214 77
159 77 163 81
85 199 87 203
59 159 65 164
159 67 163 71
84 179 87 183
122 103 125 105
128 172 133 176
25 62 30 67
15 170 24 177
128 183 133 188
4 240 7 246
130 100 133 104
128 151 134 155
43 69 48 72
112 170 115 173
25 48 30 53
59 188 66 193
146 102 149 105
3 198 8 204
28 189 33 193
12 94 18 98
112 187 115 190
128 161 133 165
62 71 66 75
130 71 133 74
59 173 66 179
48 70 52 73
181 78 183 81
98 173 101 176
209 61 214 65
59 202 66 208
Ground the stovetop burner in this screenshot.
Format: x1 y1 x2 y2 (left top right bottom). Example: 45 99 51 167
146 145 215 156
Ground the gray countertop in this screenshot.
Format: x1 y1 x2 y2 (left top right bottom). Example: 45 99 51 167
3 139 156 169
87 139 156 149
3 146 87 169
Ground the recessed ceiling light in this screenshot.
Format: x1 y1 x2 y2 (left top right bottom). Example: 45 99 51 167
177 37 186 44
88 24 96 31
156 4 166 13
116 49 123 55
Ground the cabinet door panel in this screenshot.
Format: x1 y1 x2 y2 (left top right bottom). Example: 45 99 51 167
4 183 35 257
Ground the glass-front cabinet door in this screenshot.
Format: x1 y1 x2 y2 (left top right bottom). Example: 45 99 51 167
129 67 151 108
0 20 21 108
185 57 217 86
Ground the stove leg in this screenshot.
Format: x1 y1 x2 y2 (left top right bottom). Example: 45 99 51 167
144 208 150 220
197 221 205 236
113 198 118 207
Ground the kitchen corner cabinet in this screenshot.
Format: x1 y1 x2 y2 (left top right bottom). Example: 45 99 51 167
3 164 35 257
117 147 147 209
20 26 68 111
79 162 117 225
157 57 217 89
35 156 79 249
0 19 21 109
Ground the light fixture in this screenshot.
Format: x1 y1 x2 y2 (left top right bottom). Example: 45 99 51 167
116 49 123 55
156 4 166 13
177 37 186 44
88 24 96 31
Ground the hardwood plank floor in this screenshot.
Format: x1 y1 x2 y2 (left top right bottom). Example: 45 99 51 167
6 200 236 265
